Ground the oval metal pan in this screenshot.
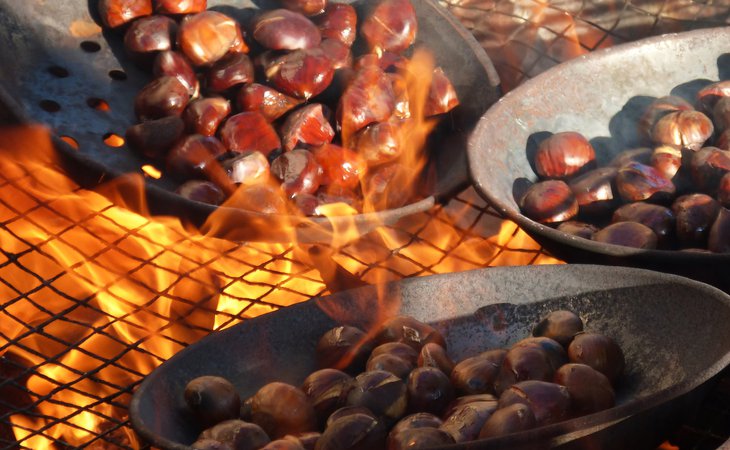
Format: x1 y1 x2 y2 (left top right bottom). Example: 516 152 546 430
467 28 730 290
130 264 730 450
0 0 500 242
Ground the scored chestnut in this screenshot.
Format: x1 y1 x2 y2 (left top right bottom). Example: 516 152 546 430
199 420 271 450
123 15 177 64
519 180 579 224
184 97 231 137
450 349 505 396
253 9 322 51
250 382 318 439
478 403 536 439
672 193 721 247
316 3 357 46
651 110 713 152
316 325 372 373
271 149 323 197
237 83 301 122
497 380 571 426
361 0 418 54
184 375 241 429
567 332 625 383
534 132 596 179
532 310 584 347
178 11 247 67
592 221 658 249
134 76 190 121
153 51 200 98
156 0 207 15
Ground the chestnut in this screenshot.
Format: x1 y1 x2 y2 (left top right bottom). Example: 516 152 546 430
125 115 185 159
177 180 226 205
450 349 505 396
512 337 568 371
719 173 730 207
220 112 282 156
615 162 676 203
651 110 713 152
362 163 411 210
354 121 403 167
554 363 615 416
712 96 730 133
237 83 301 122
178 11 247 67
361 0 417 54
612 202 676 246
280 104 335 152
592 222 658 249
717 129 730 151
227 184 288 214
206 53 255 94
389 74 411 120
365 353 414 380
271 149 323 197
696 80 730 113
337 65 395 144
532 310 584 347
184 376 240 429
519 180 579 224
199 420 270 450
375 316 446 351
220 151 270 186
478 403 536 439
191 438 232 450
609 147 653 168
709 207 730 253
672 193 721 247
568 167 618 215
153 51 200 98
313 144 366 190
156 0 207 15
319 39 353 70
567 332 625 383
316 325 372 373
346 370 408 426
425 67 460 117
280 0 327 16
389 412 443 436
690 147 730 193
315 413 387 450
134 76 190 121
556 221 598 240
439 400 497 443
442 394 498 418
184 97 231 137
493 345 554 395
325 406 376 428
301 368 353 426
253 9 321 51
497 380 571 426
98 0 152 29
262 439 306 450
386 427 454 450
370 342 419 366
166 134 226 181
123 15 177 63
266 48 336 100
651 145 683 181
316 3 357 46
250 382 318 439
639 95 694 141
534 132 596 179
284 432 320 450
418 343 454 376
406 367 455 416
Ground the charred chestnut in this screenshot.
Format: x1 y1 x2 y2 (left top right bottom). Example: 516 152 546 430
184 376 240 429
532 310 584 347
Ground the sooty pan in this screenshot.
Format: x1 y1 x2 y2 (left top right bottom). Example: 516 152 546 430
0 0 500 243
467 28 730 292
130 264 730 449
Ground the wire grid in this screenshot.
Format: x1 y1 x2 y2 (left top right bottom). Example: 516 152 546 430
0 0 728 449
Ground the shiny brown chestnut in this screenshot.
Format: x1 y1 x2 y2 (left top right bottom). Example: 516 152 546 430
362 163 411 210
166 134 226 180
651 110 713 151
592 221 658 249
690 147 730 193
567 332 625 384
98 0 152 29
533 310 584 348
199 420 270 450
418 343 454 376
266 48 335 100
316 3 357 46
315 413 387 450
439 400 497 443
361 0 417 54
712 96 730 133
184 97 231 137
326 406 377 428
493 346 554 396
220 151 270 186
612 202 676 246
442 394 498 418
184 376 240 429
375 316 446 351
220 112 281 156
672 193 721 247
346 370 408 425
191 438 232 450
134 76 190 121
354 121 402 167
153 51 200 98
450 349 506 396
615 162 675 203
338 65 395 144
534 132 596 179
639 95 694 141
370 342 419 366
389 412 443 437
478 403 536 439
284 432 320 450
406 367 455 416
226 184 288 214
512 337 568 372
253 9 321 51
366 353 414 380
719 173 730 207
651 145 683 181
497 380 571 426
237 83 301 122
316 325 372 373
251 382 317 439
123 15 177 63
178 11 247 67
519 180 579 224
206 53 254 94
319 39 352 70
280 0 327 16
609 147 653 168
156 0 206 14
177 180 226 205
556 221 599 240
262 439 306 450
424 67 459 117
280 104 335 152
271 149 323 197
554 363 615 416
125 115 185 159
387 428 454 450
709 207 730 253
301 368 353 427
697 80 730 113
568 167 618 215
313 144 366 190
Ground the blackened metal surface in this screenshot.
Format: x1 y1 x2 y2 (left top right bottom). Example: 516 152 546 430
467 27 730 291
130 264 730 450
0 0 500 241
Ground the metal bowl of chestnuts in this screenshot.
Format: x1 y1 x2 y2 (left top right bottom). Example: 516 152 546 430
467 27 730 292
0 0 500 242
129 265 730 449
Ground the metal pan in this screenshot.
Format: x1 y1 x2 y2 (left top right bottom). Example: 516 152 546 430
0 0 500 243
467 27 730 291
129 264 730 449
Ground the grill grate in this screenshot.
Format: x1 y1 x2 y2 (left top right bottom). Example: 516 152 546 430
0 0 729 448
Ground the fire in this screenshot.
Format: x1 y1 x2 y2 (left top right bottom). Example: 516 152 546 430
0 50 557 448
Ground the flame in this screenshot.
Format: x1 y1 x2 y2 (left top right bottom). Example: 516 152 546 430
0 49 559 447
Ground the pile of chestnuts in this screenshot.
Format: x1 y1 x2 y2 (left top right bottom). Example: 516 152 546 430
519 81 730 252
182 310 625 449
97 0 460 215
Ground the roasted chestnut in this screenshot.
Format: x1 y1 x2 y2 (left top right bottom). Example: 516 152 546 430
316 325 373 374
417 343 454 376
313 144 366 190
439 400 497 443
610 147 653 168
639 95 694 141
153 51 200 97
450 349 505 396
375 316 446 351
568 167 618 215
134 76 190 121
220 151 270 186
567 332 625 383
425 67 460 117
237 83 301 122
554 363 615 416
250 382 318 439
556 221 598 239
512 337 568 372
611 202 675 246
442 394 498 418
592 221 658 249
709 207 730 253
534 132 596 179
226 184 288 214
346 370 408 426
98 0 152 29
719 173 730 207
266 48 336 100
301 368 353 426
651 110 713 152
497 380 571 426
156 0 207 15
262 439 306 450
191 438 233 450
126 115 185 158
184 376 241 429
315 413 387 450
519 180 579 224
220 112 282 156
325 406 376 428
366 353 414 380
337 65 395 144
615 162 676 203
651 145 683 181
690 147 730 193
354 121 403 167
284 432 321 450
177 180 226 205
369 342 419 366
478 403 536 439
360 0 417 54
316 3 357 46
493 345 554 396
123 15 177 63
532 310 584 347
271 149 323 197
253 9 322 51
166 134 226 181
206 53 255 93
280 104 335 152
406 367 454 416
184 97 231 137
279 0 327 16
672 193 721 247
199 420 271 450
389 412 443 436
386 427 454 450
178 11 247 67
696 80 730 113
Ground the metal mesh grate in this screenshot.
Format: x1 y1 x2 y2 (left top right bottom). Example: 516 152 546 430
0 0 729 448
